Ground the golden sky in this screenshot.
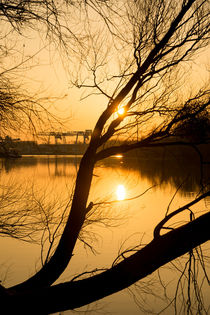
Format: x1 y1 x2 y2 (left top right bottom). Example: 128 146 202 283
2 3 209 138
22 40 209 131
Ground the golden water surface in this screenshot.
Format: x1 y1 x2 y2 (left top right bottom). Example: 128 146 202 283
0 154 209 314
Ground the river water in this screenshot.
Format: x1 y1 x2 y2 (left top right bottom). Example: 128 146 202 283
0 152 209 314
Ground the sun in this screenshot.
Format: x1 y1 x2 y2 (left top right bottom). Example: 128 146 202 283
116 184 126 201
118 107 125 115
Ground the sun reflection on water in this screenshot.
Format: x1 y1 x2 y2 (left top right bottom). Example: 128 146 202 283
116 184 126 200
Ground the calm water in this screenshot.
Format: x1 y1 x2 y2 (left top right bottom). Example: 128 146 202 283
0 153 209 314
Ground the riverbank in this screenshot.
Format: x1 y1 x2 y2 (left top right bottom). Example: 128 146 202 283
0 142 89 156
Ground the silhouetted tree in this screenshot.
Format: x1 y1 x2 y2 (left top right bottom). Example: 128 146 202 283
0 0 75 139
0 1 209 314
175 107 210 142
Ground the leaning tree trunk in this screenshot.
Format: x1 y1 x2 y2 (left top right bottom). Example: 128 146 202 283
11 145 97 291
3 211 210 314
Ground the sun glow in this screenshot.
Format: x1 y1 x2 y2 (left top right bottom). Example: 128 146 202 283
116 184 126 201
118 107 125 115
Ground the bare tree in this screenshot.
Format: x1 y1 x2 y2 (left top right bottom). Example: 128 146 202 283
0 0 79 140
0 0 209 314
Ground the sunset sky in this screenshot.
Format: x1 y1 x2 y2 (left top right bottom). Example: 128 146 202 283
3 2 210 138
20 42 209 136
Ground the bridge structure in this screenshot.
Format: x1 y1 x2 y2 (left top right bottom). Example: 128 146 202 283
38 130 92 144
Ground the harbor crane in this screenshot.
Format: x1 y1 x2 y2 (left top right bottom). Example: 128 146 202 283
38 130 92 144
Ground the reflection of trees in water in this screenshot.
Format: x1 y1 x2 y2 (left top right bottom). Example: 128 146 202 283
0 157 209 313
1 148 208 246
100 145 210 196
1 145 209 195
124 157 204 196
0 155 82 175
0 156 38 173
